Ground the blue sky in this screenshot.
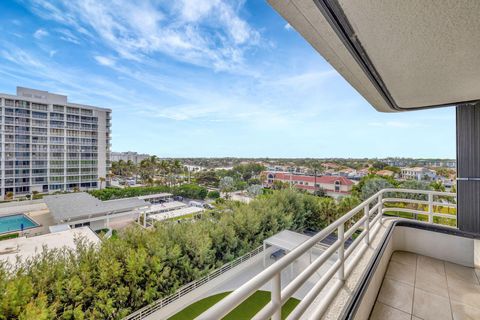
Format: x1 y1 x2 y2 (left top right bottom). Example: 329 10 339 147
0 0 455 158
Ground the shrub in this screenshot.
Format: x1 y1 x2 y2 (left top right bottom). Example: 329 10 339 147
207 191 220 199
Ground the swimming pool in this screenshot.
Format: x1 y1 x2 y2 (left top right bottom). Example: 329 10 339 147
0 214 39 234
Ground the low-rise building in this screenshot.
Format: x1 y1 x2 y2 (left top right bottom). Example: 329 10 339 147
400 167 437 181
111 151 150 164
265 171 354 198
376 169 395 178
0 226 99 265
44 192 149 230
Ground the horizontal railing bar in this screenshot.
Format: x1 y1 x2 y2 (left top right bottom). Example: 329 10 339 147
253 238 343 319
196 192 382 319
382 188 456 197
369 201 381 215
383 198 457 208
344 230 367 259
124 246 263 319
196 193 383 319
383 198 429 205
344 215 368 240
382 207 457 220
432 212 457 219
431 201 456 207
285 259 342 320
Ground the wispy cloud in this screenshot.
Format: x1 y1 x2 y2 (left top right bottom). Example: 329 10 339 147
94 56 116 67
33 28 48 39
55 28 81 44
26 0 261 72
284 23 292 31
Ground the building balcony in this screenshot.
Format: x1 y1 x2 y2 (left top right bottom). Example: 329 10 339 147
129 188 475 320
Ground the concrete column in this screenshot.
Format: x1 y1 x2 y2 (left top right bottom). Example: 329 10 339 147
456 102 480 234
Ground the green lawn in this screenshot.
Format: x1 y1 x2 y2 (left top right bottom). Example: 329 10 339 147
168 291 300 320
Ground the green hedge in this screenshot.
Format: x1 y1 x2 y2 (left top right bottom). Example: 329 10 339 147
0 233 19 241
89 184 208 201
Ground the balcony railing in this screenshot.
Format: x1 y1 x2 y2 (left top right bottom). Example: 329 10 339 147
196 188 456 320
124 246 265 320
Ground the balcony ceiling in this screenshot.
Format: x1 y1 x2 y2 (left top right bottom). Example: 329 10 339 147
269 0 480 112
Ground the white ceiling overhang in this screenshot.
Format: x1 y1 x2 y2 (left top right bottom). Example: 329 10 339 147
268 0 480 112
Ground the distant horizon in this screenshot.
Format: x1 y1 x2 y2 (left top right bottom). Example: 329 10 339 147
0 1 456 158
111 153 456 161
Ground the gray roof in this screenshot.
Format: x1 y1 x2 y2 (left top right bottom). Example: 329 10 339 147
264 230 311 252
44 192 148 222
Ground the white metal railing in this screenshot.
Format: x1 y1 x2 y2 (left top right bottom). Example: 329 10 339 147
197 188 456 320
123 245 265 320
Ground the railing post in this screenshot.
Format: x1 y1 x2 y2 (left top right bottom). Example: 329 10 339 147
428 193 433 224
337 223 345 281
364 204 370 245
378 192 383 224
272 272 281 320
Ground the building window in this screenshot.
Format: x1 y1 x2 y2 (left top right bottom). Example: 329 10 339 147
334 181 340 192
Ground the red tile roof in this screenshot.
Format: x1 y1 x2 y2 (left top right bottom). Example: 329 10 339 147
267 172 354 186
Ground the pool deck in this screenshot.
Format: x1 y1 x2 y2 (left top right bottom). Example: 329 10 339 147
0 200 52 236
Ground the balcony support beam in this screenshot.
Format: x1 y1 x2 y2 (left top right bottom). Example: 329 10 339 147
456 102 480 234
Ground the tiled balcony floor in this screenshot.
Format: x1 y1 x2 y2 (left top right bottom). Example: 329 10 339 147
370 251 480 320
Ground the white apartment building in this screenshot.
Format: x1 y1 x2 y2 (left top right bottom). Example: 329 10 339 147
111 151 149 164
0 87 111 197
401 167 437 181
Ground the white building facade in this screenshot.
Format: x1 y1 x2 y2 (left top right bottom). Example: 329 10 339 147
0 87 111 197
111 151 149 164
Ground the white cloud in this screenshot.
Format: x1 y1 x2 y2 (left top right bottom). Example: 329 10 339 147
94 56 116 67
33 28 49 39
285 23 292 30
26 0 261 72
49 50 57 57
56 28 81 44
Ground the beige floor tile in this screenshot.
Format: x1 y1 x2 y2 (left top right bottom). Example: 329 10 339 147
377 278 414 314
385 260 416 285
391 251 417 266
413 288 452 320
412 317 423 320
417 255 445 275
451 301 480 320
445 262 479 285
369 302 411 320
447 278 480 309
415 268 449 297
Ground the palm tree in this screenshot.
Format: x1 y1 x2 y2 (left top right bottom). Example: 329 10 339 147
98 177 106 189
171 160 182 185
159 160 170 185
309 162 324 195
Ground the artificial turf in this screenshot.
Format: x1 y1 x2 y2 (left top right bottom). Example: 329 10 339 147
168 290 300 320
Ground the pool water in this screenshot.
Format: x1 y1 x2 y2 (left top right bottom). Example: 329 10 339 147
0 214 38 234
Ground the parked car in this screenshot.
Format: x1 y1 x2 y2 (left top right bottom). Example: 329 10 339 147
189 200 203 208
203 203 214 209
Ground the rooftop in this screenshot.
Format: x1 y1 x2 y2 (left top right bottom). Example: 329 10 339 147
0 227 100 265
264 230 311 252
44 192 148 222
269 172 354 185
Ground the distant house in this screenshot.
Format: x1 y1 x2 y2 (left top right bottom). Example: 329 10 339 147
401 167 437 181
376 169 394 178
322 162 340 169
264 171 354 198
